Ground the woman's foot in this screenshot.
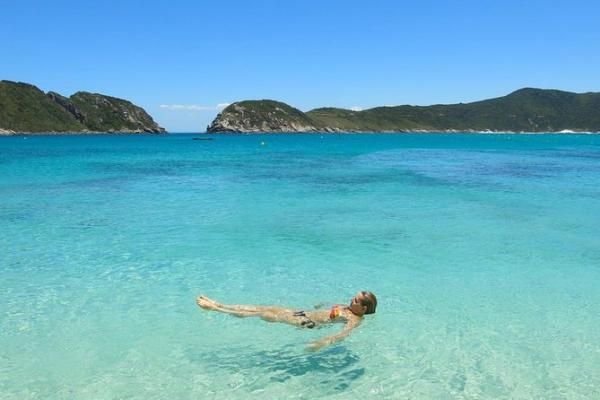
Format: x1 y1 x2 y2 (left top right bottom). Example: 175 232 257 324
196 295 218 310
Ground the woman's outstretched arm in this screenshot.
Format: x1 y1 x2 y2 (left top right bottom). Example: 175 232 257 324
306 317 362 352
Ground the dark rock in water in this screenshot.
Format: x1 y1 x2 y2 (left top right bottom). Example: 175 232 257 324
193 137 213 140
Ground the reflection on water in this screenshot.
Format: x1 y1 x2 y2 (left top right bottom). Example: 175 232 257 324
187 345 364 391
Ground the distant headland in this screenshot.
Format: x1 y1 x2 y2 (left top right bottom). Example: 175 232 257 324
0 80 165 135
207 88 600 133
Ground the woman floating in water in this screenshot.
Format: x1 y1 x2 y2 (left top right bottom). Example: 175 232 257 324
196 291 377 351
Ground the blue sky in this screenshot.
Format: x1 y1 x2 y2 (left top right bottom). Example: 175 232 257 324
2 0 599 132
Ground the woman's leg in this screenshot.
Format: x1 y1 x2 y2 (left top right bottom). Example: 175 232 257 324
196 295 293 318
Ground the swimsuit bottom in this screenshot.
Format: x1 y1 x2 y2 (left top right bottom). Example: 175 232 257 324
293 311 316 328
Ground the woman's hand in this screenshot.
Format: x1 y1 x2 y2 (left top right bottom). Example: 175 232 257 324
305 316 361 352
306 338 333 352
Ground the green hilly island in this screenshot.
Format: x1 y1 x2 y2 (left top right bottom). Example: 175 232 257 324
0 80 165 134
208 88 600 133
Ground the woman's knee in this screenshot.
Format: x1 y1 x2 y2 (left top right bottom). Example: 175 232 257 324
259 311 279 322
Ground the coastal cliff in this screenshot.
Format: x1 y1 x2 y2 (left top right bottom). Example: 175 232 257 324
0 80 165 134
207 88 600 133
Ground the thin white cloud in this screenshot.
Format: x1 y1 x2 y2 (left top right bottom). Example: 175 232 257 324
159 103 230 111
350 106 363 111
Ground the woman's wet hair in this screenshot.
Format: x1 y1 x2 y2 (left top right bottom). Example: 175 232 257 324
359 291 377 314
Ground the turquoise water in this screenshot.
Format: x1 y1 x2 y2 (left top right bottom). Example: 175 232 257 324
1 133 599 399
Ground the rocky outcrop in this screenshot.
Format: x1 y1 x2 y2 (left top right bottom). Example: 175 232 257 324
207 100 325 133
47 91 86 123
0 80 165 134
69 92 166 133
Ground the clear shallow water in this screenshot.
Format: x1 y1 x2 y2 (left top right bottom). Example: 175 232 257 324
1 133 599 399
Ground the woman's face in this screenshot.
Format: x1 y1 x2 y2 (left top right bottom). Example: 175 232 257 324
349 292 367 316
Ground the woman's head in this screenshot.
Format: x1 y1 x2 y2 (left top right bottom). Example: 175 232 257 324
349 291 377 316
